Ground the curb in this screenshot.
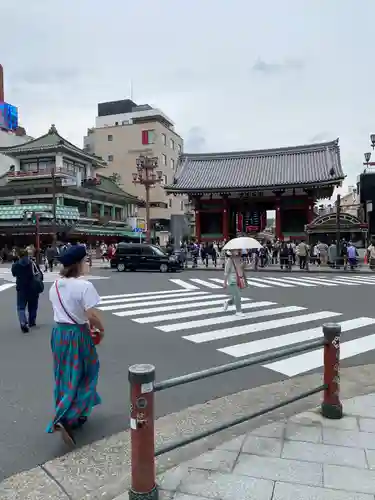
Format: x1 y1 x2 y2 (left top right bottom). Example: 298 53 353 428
3 364 375 500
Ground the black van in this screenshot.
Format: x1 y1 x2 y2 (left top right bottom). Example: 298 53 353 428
111 243 182 272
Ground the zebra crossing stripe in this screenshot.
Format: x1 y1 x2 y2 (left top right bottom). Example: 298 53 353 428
183 311 342 343
169 279 200 290
0 283 15 292
244 279 271 288
219 317 375 358
98 293 219 311
296 277 339 286
335 276 375 285
133 301 276 323
210 278 225 284
247 277 295 287
113 297 250 317
190 279 222 289
100 289 193 300
157 306 306 332
275 277 317 287
328 277 361 286
99 291 206 305
266 329 375 376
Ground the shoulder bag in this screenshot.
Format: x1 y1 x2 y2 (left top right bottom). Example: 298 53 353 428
32 261 44 294
54 281 102 345
231 258 247 289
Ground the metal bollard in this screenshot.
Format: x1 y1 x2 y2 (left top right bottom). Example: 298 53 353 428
321 323 343 419
128 364 158 500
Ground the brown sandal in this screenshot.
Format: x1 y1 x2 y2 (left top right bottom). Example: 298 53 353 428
55 422 76 447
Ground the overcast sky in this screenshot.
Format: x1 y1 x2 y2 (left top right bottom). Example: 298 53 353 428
2 0 375 192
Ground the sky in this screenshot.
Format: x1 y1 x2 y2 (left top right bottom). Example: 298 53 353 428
2 0 375 195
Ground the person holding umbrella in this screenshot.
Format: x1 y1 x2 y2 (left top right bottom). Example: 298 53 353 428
222 237 259 315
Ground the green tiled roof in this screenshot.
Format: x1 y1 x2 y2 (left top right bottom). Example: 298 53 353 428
74 225 145 238
0 204 80 220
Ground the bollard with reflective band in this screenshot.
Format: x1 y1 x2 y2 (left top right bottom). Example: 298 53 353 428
321 323 343 419
128 364 158 500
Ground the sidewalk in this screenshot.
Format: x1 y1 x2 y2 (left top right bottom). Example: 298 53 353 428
153 394 375 499
3 364 375 500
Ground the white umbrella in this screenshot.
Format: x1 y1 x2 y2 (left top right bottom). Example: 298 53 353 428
223 237 262 251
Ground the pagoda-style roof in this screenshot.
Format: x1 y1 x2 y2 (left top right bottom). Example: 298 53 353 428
0 124 106 166
166 139 344 194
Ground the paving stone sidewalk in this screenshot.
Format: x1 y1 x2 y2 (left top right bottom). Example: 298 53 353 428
143 393 375 500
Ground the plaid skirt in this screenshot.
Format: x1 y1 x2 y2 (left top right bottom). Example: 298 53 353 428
46 323 101 432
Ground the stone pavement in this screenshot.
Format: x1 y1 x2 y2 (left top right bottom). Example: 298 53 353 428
3 364 375 500
151 394 375 500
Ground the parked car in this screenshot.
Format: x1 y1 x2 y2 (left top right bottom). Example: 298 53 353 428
111 243 182 272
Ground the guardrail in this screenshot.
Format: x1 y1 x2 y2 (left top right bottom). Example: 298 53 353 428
128 323 342 500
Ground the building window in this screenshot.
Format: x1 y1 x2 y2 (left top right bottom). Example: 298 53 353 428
162 133 166 145
169 198 172 208
141 129 155 145
170 138 174 150
170 158 175 170
180 200 184 211
177 144 182 154
162 174 168 185
162 154 167 166
108 134 113 141
108 154 114 162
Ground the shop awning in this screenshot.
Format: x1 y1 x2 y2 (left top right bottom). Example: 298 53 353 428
73 225 145 238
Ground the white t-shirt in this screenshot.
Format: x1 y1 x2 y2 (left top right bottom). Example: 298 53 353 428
49 278 101 324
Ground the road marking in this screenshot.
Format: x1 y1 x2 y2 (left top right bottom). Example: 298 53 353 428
133 301 276 323
255 276 297 287
99 291 206 305
276 277 317 287
190 279 222 289
158 306 306 332
113 297 246 317
0 283 15 292
297 277 339 286
219 317 375 358
169 279 200 290
328 278 361 286
248 277 295 287
266 327 375 376
245 278 272 288
210 278 225 284
335 276 375 285
98 293 224 311
183 311 341 343
100 289 195 300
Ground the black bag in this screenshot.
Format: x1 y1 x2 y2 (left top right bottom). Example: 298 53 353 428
31 261 44 294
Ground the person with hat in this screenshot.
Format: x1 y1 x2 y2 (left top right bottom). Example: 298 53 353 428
46 244 104 446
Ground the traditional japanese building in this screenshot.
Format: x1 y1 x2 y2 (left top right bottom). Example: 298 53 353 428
0 124 143 247
166 139 345 241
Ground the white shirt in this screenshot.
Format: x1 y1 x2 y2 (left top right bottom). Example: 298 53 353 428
49 278 101 324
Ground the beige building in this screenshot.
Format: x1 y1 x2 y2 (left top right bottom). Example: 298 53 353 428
83 100 187 230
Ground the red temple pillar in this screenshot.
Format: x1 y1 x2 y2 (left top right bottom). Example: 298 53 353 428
194 198 201 242
307 196 315 224
223 197 229 241
275 197 282 240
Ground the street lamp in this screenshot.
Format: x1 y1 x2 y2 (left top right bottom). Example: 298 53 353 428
132 156 162 243
371 134 375 149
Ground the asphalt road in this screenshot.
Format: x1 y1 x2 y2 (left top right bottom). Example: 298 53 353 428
1 266 375 480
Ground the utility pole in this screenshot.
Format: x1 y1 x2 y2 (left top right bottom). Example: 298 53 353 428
335 193 341 268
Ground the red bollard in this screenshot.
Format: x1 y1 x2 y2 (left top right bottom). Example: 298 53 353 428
321 323 343 419
128 364 158 500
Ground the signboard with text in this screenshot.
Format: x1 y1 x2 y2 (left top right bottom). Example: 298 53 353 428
0 102 18 131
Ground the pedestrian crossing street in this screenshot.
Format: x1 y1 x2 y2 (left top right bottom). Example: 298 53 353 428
0 269 109 283
97 288 375 378
169 275 375 290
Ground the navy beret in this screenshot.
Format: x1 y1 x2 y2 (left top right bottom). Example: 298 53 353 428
58 245 87 267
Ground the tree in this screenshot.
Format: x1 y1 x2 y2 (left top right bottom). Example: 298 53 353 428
108 173 122 186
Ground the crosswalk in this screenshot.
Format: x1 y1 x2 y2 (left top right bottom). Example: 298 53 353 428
170 275 375 290
0 269 109 283
97 288 375 377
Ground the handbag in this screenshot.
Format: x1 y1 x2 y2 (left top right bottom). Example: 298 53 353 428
32 261 44 294
54 281 102 345
232 258 247 289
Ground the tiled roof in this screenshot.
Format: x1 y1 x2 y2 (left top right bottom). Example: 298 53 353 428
166 139 344 192
0 124 106 166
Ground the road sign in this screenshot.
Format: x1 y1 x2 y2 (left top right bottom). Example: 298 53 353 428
133 228 144 233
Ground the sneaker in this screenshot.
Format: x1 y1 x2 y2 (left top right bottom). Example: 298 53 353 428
223 299 230 312
21 324 29 333
235 312 245 317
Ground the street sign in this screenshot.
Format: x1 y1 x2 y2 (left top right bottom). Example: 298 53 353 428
133 228 144 233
